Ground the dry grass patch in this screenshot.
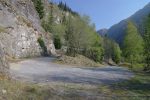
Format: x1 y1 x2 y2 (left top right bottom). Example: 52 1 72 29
0 26 7 33
55 55 104 67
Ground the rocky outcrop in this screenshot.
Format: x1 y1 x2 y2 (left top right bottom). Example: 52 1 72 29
0 0 56 58
0 0 58 76
9 0 44 33
0 0 41 58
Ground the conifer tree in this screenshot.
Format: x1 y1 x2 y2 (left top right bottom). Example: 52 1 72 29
32 0 44 19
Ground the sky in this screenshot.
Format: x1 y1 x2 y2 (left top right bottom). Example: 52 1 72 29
53 0 150 30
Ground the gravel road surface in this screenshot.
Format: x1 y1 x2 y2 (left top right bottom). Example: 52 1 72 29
10 57 134 85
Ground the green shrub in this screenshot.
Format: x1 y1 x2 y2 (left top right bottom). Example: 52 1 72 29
54 35 62 49
32 0 44 19
84 47 104 63
41 20 49 32
37 37 48 56
112 43 122 64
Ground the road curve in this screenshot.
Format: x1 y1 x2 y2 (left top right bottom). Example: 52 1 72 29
10 57 134 85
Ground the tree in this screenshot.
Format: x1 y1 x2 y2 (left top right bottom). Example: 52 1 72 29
143 14 150 71
84 47 104 63
65 15 103 60
37 37 48 56
123 21 144 68
41 4 54 33
58 2 79 16
32 0 44 19
102 37 121 64
48 3 54 33
103 37 113 61
65 16 78 56
112 42 122 64
52 24 66 49
54 35 62 49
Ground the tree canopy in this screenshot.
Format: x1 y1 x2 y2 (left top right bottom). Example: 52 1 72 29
123 21 144 68
143 14 150 71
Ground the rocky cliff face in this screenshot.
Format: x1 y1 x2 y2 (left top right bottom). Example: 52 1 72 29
0 0 56 58
0 0 56 75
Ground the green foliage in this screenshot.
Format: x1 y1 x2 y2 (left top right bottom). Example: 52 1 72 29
41 4 54 33
37 37 48 56
58 1 79 16
110 73 150 97
123 21 144 68
41 4 66 50
112 43 122 64
84 47 104 63
52 24 66 47
102 37 121 64
48 4 54 33
143 14 150 71
40 2 104 62
54 35 62 49
103 37 113 60
52 24 66 38
41 20 49 32
65 15 103 58
32 0 44 19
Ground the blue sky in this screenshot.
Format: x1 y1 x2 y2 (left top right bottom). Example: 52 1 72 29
53 0 149 30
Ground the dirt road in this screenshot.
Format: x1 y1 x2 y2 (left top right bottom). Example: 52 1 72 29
10 57 134 85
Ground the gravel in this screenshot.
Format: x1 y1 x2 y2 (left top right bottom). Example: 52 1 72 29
10 57 134 85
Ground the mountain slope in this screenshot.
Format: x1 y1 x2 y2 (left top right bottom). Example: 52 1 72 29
107 2 150 45
97 28 108 36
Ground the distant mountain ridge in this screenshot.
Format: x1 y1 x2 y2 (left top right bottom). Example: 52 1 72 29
97 28 108 36
107 2 150 45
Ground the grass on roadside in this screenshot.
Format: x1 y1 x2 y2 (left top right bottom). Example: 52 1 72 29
0 79 99 100
0 79 59 100
0 72 149 100
98 72 150 100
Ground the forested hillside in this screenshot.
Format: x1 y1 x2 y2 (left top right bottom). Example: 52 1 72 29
107 2 150 45
35 1 105 63
34 0 150 71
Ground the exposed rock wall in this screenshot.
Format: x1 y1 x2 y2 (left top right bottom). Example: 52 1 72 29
0 0 56 58
0 0 41 58
0 0 57 76
9 0 44 33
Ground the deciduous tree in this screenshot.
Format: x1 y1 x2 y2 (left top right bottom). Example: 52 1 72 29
143 14 150 71
123 21 143 68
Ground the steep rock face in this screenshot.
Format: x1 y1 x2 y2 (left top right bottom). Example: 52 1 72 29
0 0 42 58
0 0 56 58
9 0 44 32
